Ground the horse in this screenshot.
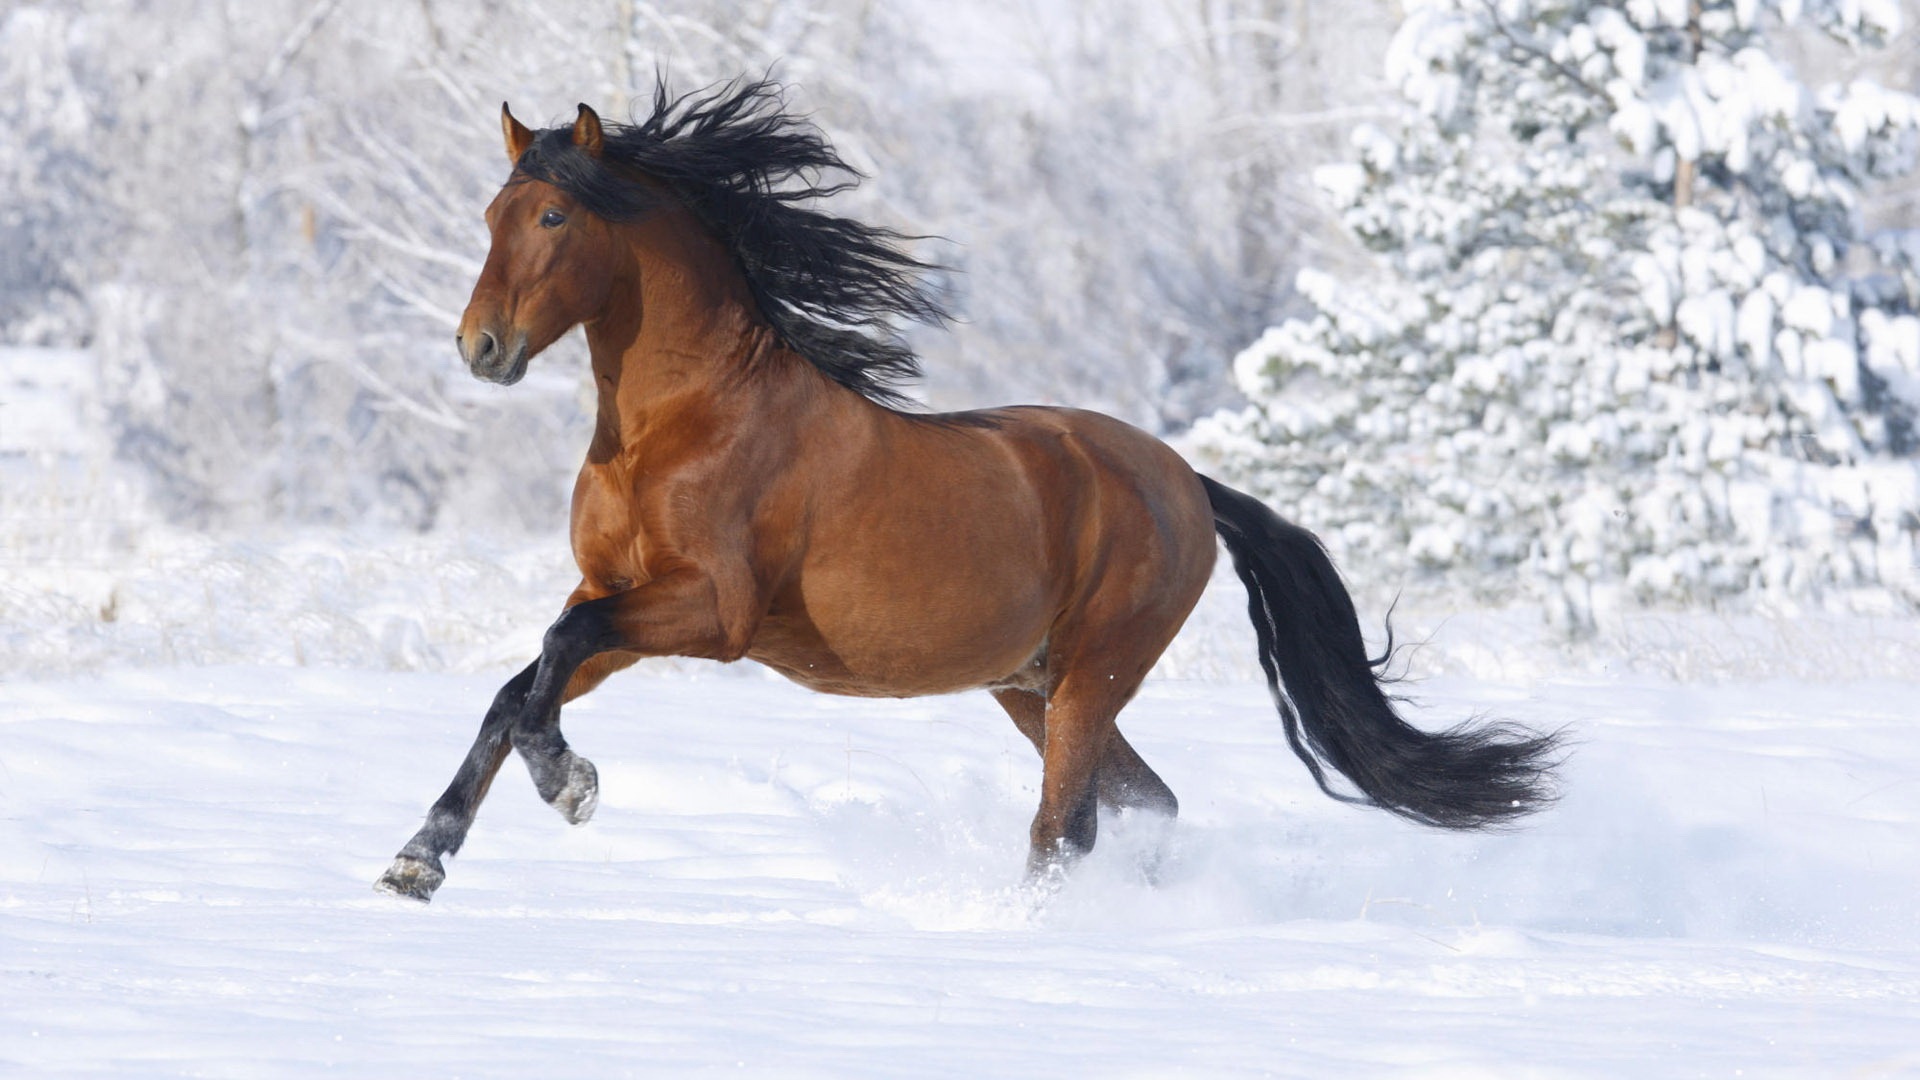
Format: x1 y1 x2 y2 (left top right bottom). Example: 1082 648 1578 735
375 79 1560 903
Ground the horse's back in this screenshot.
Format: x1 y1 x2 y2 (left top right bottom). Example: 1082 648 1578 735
902 404 1216 596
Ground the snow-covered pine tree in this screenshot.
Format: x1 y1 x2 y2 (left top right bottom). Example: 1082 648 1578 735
1190 0 1920 629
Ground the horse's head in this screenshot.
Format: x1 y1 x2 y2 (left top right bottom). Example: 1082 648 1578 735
457 104 621 385
453 80 947 405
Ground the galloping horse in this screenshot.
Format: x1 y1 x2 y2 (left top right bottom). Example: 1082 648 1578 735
376 80 1559 903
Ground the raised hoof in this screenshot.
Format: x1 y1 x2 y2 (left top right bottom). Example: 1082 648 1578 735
375 853 445 903
547 751 599 825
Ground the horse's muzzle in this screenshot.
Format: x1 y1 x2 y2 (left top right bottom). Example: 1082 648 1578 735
458 328 529 385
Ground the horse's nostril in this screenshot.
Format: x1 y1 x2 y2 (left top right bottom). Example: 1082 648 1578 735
465 330 499 368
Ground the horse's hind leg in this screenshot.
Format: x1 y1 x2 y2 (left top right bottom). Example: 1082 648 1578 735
1097 732 1178 818
992 688 1176 817
1026 677 1121 875
1019 569 1206 877
991 688 1049 752
1024 662 1172 876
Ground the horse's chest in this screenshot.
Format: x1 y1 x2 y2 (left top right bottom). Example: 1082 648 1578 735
569 465 654 587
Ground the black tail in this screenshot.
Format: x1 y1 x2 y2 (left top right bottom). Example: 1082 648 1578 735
1200 476 1561 829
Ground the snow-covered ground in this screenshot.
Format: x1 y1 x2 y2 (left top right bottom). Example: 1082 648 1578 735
4 659 1917 1077
6 346 1918 1073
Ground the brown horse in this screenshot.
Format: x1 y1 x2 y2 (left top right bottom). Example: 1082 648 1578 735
376 80 1558 903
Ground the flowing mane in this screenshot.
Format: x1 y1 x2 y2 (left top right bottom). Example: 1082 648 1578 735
508 77 950 407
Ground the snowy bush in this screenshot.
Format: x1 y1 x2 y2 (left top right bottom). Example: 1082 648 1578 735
1192 0 1920 629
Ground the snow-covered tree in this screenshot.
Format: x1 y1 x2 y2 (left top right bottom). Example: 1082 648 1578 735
1192 0 1920 628
0 7 100 346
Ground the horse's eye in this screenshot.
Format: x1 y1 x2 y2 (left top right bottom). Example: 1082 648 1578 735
540 209 566 228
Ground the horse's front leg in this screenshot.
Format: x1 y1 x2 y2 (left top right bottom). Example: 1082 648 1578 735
374 651 641 903
509 566 751 825
375 659 537 901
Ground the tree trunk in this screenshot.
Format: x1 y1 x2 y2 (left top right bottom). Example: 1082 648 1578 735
1657 0 1704 349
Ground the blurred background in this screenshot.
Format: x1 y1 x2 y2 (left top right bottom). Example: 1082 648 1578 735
4 0 1918 677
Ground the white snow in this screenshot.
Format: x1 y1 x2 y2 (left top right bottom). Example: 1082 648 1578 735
7 339 1920 1071
3 654 1918 1077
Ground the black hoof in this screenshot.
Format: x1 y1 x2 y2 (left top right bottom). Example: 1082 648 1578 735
374 853 445 903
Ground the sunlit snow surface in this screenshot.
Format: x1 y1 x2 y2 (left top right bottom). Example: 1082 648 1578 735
3 666 1917 1077
5 345 1917 1073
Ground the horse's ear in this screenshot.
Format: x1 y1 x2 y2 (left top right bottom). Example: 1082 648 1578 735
501 103 534 165
571 103 604 159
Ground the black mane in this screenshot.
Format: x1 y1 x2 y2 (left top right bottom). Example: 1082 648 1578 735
510 78 951 408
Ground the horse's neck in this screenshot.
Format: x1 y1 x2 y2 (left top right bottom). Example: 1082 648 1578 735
581 235 819 462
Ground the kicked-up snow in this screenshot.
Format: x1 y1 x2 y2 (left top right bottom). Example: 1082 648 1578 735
3 662 1917 1076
